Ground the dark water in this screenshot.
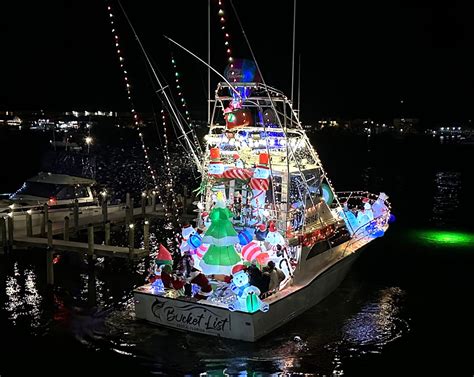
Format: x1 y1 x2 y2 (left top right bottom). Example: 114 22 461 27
1 130 474 376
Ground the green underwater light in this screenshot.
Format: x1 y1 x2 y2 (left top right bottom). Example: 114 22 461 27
414 230 474 247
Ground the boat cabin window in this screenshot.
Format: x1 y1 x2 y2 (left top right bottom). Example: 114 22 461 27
75 186 90 198
12 182 61 199
56 186 76 200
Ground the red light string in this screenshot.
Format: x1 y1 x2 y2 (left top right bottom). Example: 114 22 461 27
106 2 163 203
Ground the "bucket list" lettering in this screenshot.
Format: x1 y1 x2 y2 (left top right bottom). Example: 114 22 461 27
161 305 230 332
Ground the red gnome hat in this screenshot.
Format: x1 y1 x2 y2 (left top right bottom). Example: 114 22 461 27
156 244 173 266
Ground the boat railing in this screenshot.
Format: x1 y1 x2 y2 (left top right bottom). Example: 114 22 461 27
335 191 391 257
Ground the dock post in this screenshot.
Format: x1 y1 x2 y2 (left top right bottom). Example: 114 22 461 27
128 223 135 259
7 215 14 249
125 205 131 227
101 193 108 223
63 216 70 241
183 185 188 213
73 199 79 233
130 198 134 218
126 192 131 208
26 211 33 237
42 204 49 236
152 191 157 212
40 206 46 237
141 192 146 215
1 217 7 253
144 219 150 253
46 220 54 285
87 224 94 257
47 219 53 248
104 221 111 245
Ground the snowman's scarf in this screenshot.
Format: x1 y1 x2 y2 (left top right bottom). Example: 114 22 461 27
234 282 250 298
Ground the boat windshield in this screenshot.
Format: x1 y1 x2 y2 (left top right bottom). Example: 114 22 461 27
11 182 62 199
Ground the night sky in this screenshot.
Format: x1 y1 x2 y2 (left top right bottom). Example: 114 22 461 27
1 1 473 122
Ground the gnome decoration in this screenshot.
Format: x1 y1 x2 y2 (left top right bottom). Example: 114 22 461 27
199 192 241 275
250 153 270 218
208 147 225 178
155 243 173 267
228 264 269 313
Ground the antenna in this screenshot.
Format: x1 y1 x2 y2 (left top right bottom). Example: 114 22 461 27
290 0 297 105
164 35 242 99
208 0 211 125
297 53 301 117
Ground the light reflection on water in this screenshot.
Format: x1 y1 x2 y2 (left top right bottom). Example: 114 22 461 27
4 262 43 328
430 171 461 227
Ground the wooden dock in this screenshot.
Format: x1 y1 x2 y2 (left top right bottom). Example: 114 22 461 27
13 236 148 259
1 192 196 285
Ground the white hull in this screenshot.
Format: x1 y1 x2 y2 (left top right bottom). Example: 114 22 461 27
134 241 365 342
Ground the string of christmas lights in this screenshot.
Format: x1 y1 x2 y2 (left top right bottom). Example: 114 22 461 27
216 0 236 81
170 54 203 156
106 2 162 203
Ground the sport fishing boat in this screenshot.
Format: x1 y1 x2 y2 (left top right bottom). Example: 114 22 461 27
134 62 392 341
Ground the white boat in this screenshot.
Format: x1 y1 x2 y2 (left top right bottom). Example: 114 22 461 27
0 172 99 216
134 73 392 341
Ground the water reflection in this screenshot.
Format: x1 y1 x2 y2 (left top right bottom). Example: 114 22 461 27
430 171 461 227
4 262 43 328
340 287 408 351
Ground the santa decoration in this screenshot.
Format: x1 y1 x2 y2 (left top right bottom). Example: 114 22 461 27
265 221 285 246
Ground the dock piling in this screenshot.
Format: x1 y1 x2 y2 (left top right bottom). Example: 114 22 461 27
1 217 7 252
104 221 111 245
141 192 146 215
152 191 157 212
26 211 33 237
101 193 108 223
126 193 131 208
87 224 94 256
46 220 54 285
7 215 14 249
128 223 135 259
73 199 79 233
64 216 70 241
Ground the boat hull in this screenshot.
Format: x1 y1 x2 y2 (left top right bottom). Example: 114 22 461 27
133 248 362 342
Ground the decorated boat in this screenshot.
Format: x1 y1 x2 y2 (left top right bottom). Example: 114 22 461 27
133 60 392 341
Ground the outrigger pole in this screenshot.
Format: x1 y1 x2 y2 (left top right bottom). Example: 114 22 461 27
163 35 243 100
118 2 203 173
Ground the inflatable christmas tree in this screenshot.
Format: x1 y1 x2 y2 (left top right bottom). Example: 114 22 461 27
200 193 241 275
